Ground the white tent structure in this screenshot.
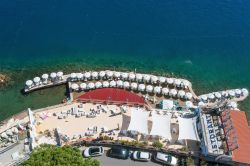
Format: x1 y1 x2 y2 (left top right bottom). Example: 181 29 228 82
185 92 193 100
50 72 57 81
84 72 91 80
228 101 237 109
170 89 177 97
178 90 186 98
138 84 145 92
127 108 149 135
198 101 205 107
88 82 95 89
99 71 106 79
25 80 33 88
106 71 113 78
214 92 221 99
129 73 136 81
56 71 63 80
76 73 83 81
159 77 166 84
123 81 130 89
136 74 143 82
182 80 190 89
162 88 169 96
41 74 49 84
70 73 76 81
131 82 138 90
178 117 200 142
208 93 215 100
151 76 158 84
110 80 117 87
80 83 87 90
28 108 37 147
114 72 121 79
166 78 174 85
154 86 162 94
185 101 194 108
143 75 150 83
146 85 153 93
242 88 248 96
92 72 99 80
221 91 228 97
102 81 109 88
121 72 128 80
228 90 235 97
234 89 242 97
200 95 208 102
150 112 172 140
71 83 79 91
174 79 181 87
95 82 102 88
160 100 174 110
33 77 41 86
116 80 124 88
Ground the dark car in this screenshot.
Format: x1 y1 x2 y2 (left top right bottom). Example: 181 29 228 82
108 147 129 160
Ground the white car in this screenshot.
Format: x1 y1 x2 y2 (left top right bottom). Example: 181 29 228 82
133 151 151 161
154 152 178 166
83 146 104 157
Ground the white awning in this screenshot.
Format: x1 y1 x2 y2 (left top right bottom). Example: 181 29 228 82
127 108 149 134
150 112 172 140
178 117 200 141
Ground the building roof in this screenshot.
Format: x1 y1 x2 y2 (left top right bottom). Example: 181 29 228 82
230 111 250 164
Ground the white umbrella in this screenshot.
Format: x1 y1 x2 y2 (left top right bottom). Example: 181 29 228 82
131 82 138 90
182 80 190 88
41 74 49 80
166 78 174 84
174 79 181 87
228 90 235 97
25 80 33 87
200 95 208 101
129 73 136 81
102 81 109 88
80 83 87 90
124 81 130 89
136 74 143 82
88 82 95 89
71 83 79 90
159 77 166 84
146 85 153 93
95 82 102 88
162 88 169 95
242 88 249 96
154 86 162 94
56 71 63 78
208 93 215 100
117 80 124 88
76 73 83 80
185 101 193 108
114 72 121 78
185 92 193 100
92 72 99 79
170 89 177 97
106 71 113 78
1 132 8 139
33 77 40 85
110 80 117 87
235 89 242 96
214 92 222 99
143 75 150 82
138 84 145 91
99 71 106 78
228 101 237 109
11 127 19 134
221 91 228 97
70 73 76 80
50 72 57 79
198 101 205 107
178 90 186 98
84 72 91 79
121 73 128 80
151 76 158 83
6 129 13 136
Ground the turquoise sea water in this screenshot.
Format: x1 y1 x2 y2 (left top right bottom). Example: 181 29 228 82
0 0 250 121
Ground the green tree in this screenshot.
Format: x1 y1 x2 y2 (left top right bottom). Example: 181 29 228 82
152 141 163 149
21 144 100 166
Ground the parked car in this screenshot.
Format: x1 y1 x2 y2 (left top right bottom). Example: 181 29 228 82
108 146 129 159
153 152 178 166
132 151 151 161
83 146 104 157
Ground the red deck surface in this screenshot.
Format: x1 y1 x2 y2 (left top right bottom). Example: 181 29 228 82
230 111 250 164
77 88 145 105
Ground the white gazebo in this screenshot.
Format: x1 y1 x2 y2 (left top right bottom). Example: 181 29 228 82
71 83 79 91
166 78 174 85
80 83 87 91
200 95 208 102
228 90 235 97
92 72 99 80
121 72 129 80
174 79 181 87
234 89 242 97
114 72 121 79
138 84 145 92
56 71 63 80
221 91 228 98
123 81 130 89
41 74 49 84
170 89 177 97
33 77 41 86
136 74 143 82
76 73 83 81
177 117 200 142
106 71 113 79
102 81 109 88
151 76 158 84
208 93 215 101
150 112 172 140
162 88 169 96
95 82 102 88
116 80 124 88
182 80 190 89
159 77 166 84
242 88 249 97
154 86 162 94
99 71 106 79
131 82 138 90
110 80 117 87
88 82 95 89
178 90 186 98
129 73 136 81
185 92 193 100
70 73 77 81
127 108 149 135
146 85 153 93
214 92 222 99
84 72 91 80
25 80 33 88
143 75 151 83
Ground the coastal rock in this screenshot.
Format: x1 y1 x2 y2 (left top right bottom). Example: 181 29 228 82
0 73 11 88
